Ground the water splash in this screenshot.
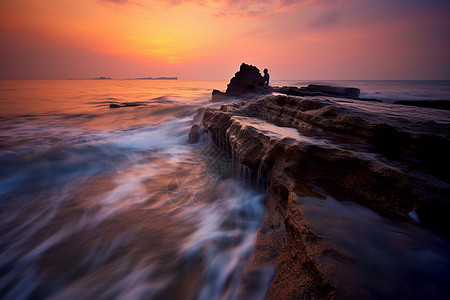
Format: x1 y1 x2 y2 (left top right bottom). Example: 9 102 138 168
0 104 268 299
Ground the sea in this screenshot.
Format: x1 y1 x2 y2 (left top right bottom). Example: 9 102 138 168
1 79 449 299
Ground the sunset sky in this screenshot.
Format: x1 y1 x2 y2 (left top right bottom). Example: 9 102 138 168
1 0 449 80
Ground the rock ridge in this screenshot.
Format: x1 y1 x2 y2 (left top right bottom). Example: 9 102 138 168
201 94 450 298
273 84 361 99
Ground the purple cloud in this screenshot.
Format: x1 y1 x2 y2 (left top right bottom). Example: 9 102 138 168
309 11 340 28
162 0 343 17
96 0 344 16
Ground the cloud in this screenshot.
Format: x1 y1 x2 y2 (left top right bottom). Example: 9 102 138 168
308 11 340 28
164 0 344 17
98 0 132 5
98 0 147 8
96 0 346 16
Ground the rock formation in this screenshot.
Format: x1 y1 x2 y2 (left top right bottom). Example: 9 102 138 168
188 124 201 143
211 63 272 102
109 102 147 108
273 86 450 110
200 94 450 298
273 84 361 99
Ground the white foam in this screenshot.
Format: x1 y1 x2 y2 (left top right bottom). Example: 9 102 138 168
178 180 266 299
408 210 421 223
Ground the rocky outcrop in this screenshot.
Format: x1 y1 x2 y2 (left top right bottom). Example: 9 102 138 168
211 63 272 102
273 86 450 110
188 124 201 143
109 102 147 108
201 95 450 298
273 84 361 99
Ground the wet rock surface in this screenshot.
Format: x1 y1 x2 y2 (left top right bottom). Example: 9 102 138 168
393 100 450 110
188 124 201 143
201 95 450 298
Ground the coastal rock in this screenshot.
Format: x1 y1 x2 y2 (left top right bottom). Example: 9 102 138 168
211 63 271 102
204 95 450 215
211 89 228 102
273 84 361 99
109 102 147 108
201 95 450 298
188 124 201 144
301 84 360 98
272 86 311 96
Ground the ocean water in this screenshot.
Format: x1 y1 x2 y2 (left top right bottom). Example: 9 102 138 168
0 80 270 300
0 79 449 299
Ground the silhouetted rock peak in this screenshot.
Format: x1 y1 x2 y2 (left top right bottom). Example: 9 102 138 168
212 63 271 102
226 63 265 96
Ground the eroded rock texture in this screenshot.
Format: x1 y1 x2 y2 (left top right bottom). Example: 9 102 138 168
201 95 450 298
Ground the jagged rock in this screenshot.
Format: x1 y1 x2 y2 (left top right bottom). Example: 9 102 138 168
201 94 450 298
225 63 268 96
272 86 311 96
211 63 272 102
188 124 201 144
273 84 361 99
211 89 227 102
204 95 449 208
192 107 207 124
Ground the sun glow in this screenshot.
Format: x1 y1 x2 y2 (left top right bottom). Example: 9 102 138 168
1 0 449 79
93 2 223 63
1 0 224 64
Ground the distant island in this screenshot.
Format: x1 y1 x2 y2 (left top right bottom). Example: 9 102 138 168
125 76 178 80
92 76 111 80
85 76 178 80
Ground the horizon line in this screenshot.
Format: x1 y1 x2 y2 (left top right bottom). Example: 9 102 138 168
1 78 450 81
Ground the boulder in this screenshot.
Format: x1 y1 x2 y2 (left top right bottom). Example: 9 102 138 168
188 124 201 144
211 63 272 102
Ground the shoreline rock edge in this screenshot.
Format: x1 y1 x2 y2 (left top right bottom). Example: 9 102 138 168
201 94 450 298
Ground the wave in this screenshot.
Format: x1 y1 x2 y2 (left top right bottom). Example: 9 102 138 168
0 112 267 298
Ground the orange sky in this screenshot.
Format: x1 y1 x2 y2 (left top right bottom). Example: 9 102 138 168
1 0 449 79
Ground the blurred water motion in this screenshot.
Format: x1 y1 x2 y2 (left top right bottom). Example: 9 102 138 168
1 79 449 299
0 80 267 299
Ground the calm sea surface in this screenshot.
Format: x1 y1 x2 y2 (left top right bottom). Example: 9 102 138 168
1 80 449 299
